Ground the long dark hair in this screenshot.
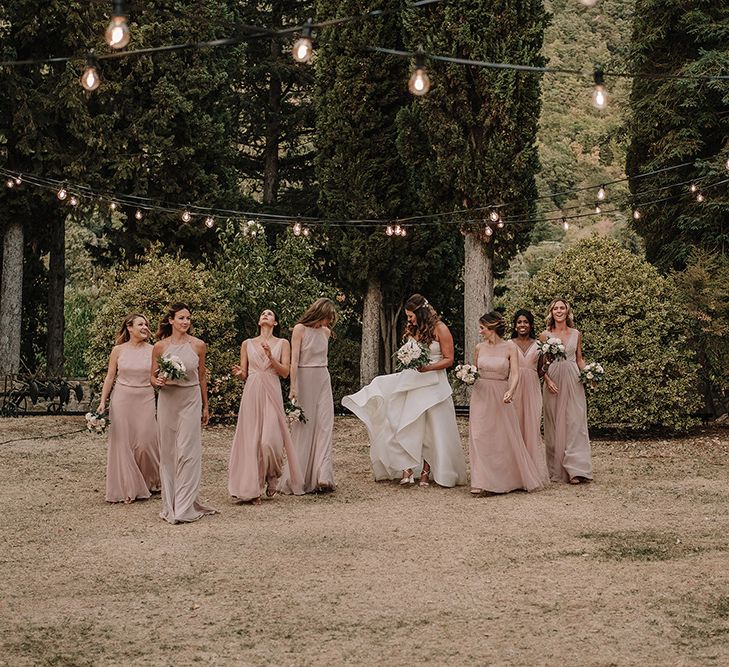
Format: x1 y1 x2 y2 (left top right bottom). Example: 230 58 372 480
156 302 191 340
510 309 536 339
403 294 440 346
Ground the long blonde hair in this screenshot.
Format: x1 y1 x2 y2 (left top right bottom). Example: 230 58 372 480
115 313 148 344
298 298 338 328
545 297 575 330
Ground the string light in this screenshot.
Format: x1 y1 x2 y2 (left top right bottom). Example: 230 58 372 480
204 216 215 228
393 224 402 235
135 209 143 220
14 175 22 185
292 19 313 63
56 186 68 201
689 183 698 193
578 0 599 6
6 178 15 188
496 219 505 229
80 52 101 92
696 192 705 203
69 195 79 206
597 185 606 201
489 210 500 223
293 221 303 236
181 209 192 223
632 207 641 220
592 69 607 110
105 0 131 50
595 203 602 214
408 52 431 96
484 225 493 237
109 201 117 211
726 158 729 170
562 218 569 231
302 226 311 237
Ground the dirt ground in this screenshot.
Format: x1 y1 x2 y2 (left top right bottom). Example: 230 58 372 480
0 416 728 666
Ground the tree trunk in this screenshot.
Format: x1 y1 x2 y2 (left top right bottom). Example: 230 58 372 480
46 213 65 376
380 301 403 374
360 277 382 386
262 13 282 206
0 221 24 375
464 232 494 362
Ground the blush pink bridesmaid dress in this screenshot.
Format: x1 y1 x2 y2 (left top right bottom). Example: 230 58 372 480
157 342 218 523
279 326 335 494
512 340 550 486
542 328 593 482
228 339 304 501
106 343 159 502
468 340 546 494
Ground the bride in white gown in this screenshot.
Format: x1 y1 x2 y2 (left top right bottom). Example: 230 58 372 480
342 294 467 487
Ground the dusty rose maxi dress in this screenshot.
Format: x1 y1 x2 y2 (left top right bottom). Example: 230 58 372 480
512 340 550 486
157 342 218 523
228 340 304 500
542 328 593 483
469 341 546 494
279 327 335 494
106 344 160 502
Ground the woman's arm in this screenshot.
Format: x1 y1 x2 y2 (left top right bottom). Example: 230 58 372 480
196 340 209 427
537 331 559 395
289 324 304 400
96 346 121 413
575 331 586 371
419 322 455 372
504 343 519 403
275 339 291 379
150 341 167 388
232 340 249 382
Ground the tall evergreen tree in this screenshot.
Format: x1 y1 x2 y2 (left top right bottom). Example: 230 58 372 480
626 0 729 271
399 0 547 359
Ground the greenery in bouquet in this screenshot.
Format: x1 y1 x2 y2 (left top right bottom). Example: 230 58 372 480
283 398 307 424
580 362 605 392
537 337 567 362
85 411 108 435
157 355 186 381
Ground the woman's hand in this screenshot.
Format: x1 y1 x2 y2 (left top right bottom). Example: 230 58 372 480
417 364 431 373
503 390 514 404
232 364 247 380
96 401 105 414
152 374 167 388
201 406 209 427
261 341 272 359
545 377 559 395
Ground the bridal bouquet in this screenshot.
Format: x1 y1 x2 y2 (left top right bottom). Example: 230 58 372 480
579 362 605 392
284 398 307 424
157 354 186 381
85 411 108 435
452 363 479 386
395 339 430 371
537 337 567 362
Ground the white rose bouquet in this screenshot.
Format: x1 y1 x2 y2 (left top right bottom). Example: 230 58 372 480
538 337 567 362
452 363 479 386
85 411 108 435
157 354 186 381
579 362 605 392
284 398 307 424
395 339 431 371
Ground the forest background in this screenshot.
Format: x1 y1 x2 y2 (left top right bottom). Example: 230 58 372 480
0 0 727 431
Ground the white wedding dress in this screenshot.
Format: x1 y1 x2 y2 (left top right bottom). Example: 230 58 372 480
342 341 467 487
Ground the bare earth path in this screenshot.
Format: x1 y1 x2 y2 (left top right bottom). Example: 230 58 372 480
1 416 728 666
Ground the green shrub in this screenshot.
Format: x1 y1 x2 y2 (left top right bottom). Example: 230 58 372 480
504 236 701 432
64 288 100 377
85 247 239 418
329 336 361 409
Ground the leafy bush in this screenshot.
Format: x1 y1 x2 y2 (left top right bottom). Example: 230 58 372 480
85 247 239 418
329 336 361 409
671 251 729 417
64 288 100 377
504 236 701 432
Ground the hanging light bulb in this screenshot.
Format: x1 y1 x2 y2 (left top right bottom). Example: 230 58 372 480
591 69 607 110
496 219 505 229
109 201 117 211
393 224 402 236
725 157 729 170
292 19 314 63
385 225 394 236
204 216 215 228
632 208 641 220
6 178 14 189
57 186 68 201
595 203 602 214
689 183 698 193
578 0 599 6
562 218 569 231
105 0 131 49
489 210 500 223
408 51 431 96
400 227 407 237
69 195 79 207
181 209 192 223
14 175 22 185
597 185 606 201
302 227 311 237
484 225 493 237
293 222 302 236
696 192 705 203
80 53 101 92
132 209 142 220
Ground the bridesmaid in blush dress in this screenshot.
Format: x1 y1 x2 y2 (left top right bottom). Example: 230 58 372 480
97 313 160 503
279 298 337 494
510 309 550 486
540 297 593 484
228 309 304 504
469 312 546 496
151 302 218 524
